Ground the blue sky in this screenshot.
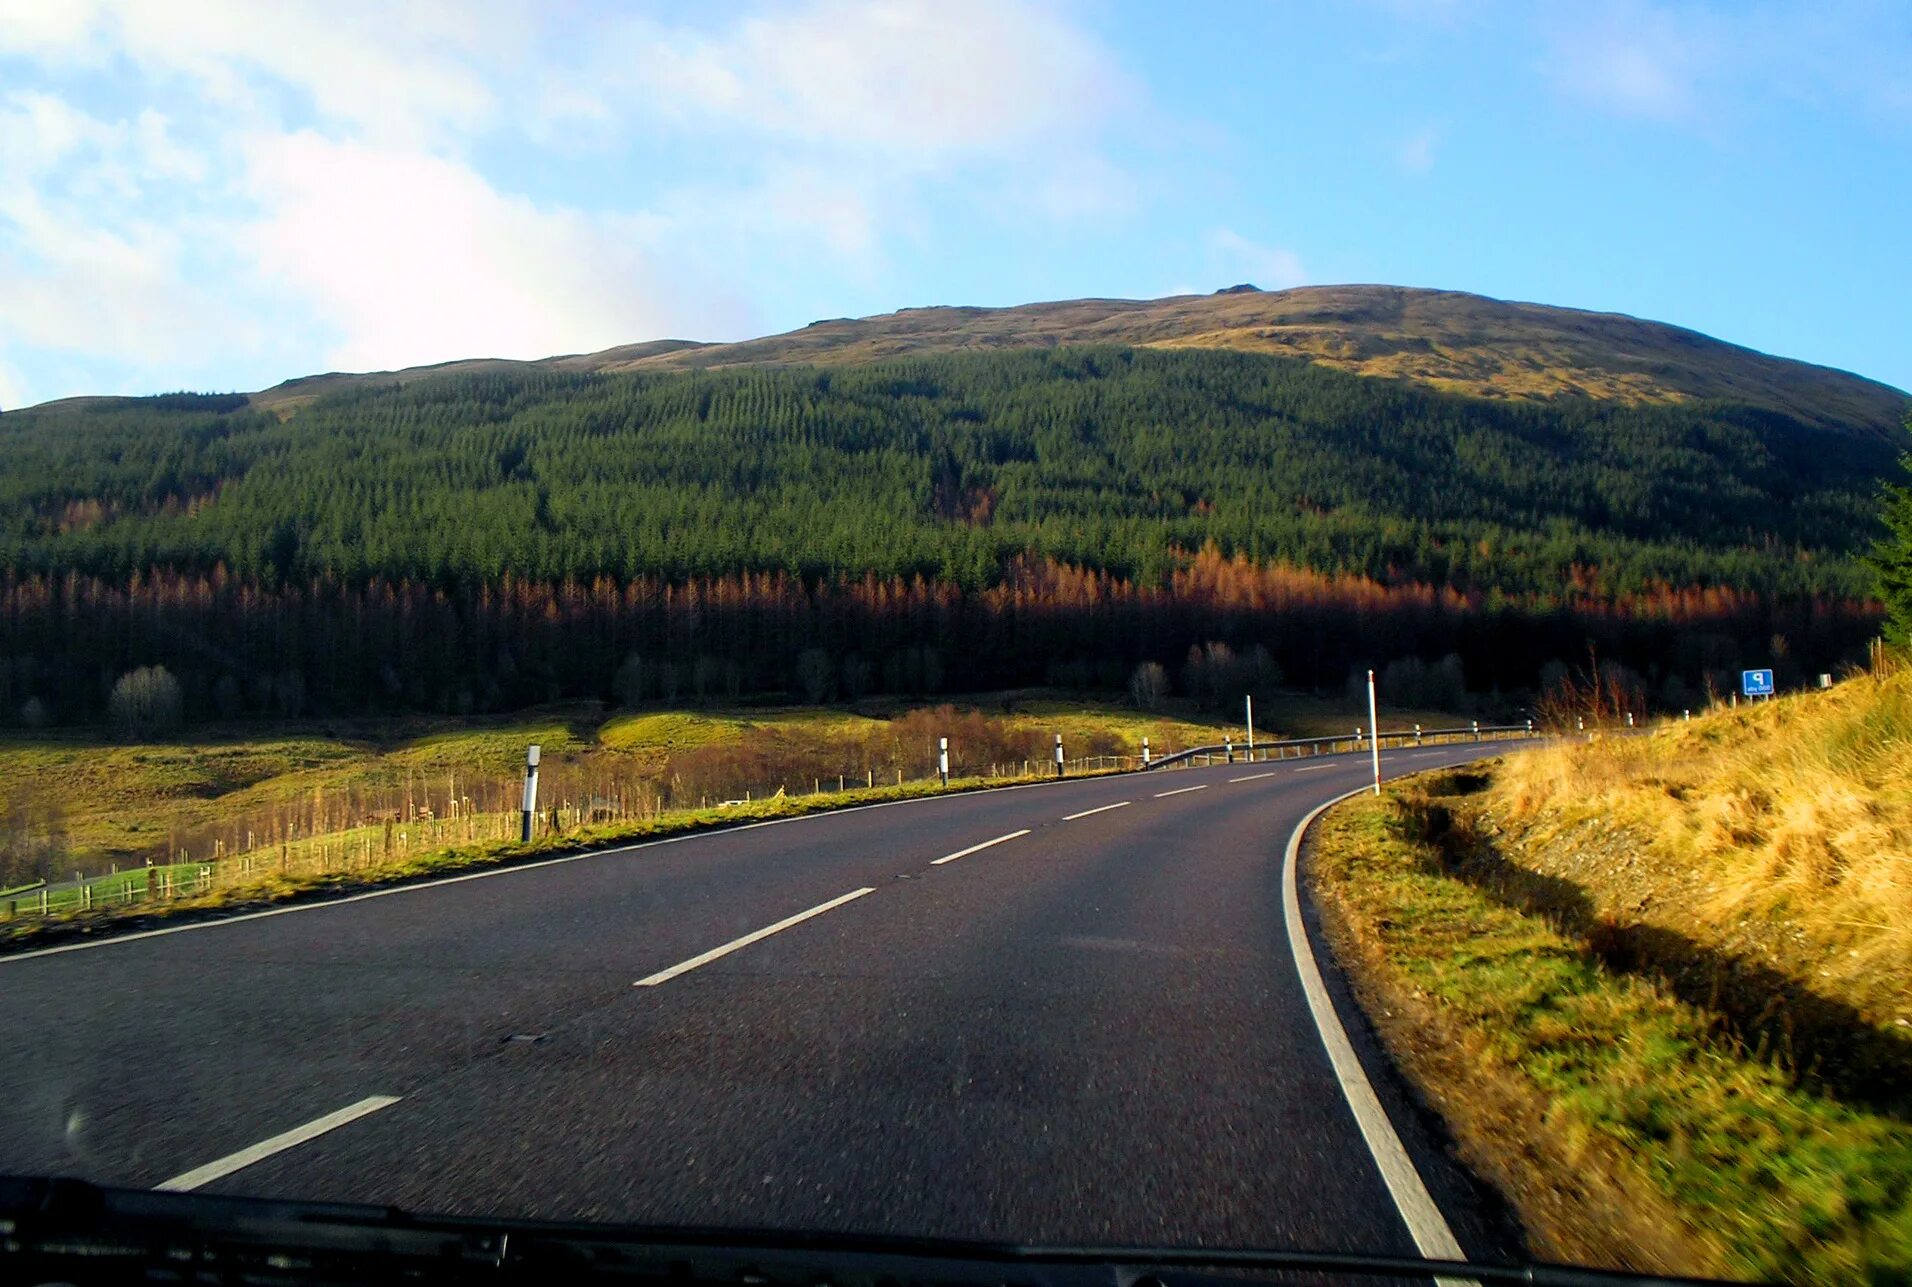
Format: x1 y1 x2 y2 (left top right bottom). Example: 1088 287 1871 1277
2 0 1908 409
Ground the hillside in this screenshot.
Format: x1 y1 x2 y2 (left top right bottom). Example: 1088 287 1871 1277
0 284 1905 727
212 285 1909 436
2 347 1894 597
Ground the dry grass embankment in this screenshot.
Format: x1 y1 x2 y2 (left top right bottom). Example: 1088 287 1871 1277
1309 670 1912 1282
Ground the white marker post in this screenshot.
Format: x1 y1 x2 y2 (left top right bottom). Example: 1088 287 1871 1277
520 744 541 843
1366 668 1381 795
1142 736 1151 767
1054 733 1064 778
938 736 950 787
1245 694 1255 762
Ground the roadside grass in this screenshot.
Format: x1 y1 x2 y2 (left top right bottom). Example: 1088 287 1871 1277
0 765 1121 946
1491 666 1912 1029
6 688 1428 872
1310 777 1912 1282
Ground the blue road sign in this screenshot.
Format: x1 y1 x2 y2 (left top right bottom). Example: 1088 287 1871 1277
1742 669 1774 697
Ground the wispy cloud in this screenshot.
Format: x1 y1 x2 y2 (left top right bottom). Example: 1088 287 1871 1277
1208 228 1307 291
1545 2 1715 124
1539 1 1912 134
1397 123 1440 174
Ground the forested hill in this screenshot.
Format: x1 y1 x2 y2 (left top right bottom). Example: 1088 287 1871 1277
0 346 1895 596
0 341 1901 723
211 285 1906 437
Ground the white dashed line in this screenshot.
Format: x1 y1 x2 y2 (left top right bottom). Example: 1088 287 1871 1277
633 887 874 986
1229 771 1277 783
930 829 1031 865
1152 784 1209 798
156 1096 401 1192
1062 801 1131 821
1293 763 1333 772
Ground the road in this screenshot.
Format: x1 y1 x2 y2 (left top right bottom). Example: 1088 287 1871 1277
0 743 1521 1260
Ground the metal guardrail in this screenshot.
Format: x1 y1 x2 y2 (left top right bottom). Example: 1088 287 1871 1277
1143 723 1537 770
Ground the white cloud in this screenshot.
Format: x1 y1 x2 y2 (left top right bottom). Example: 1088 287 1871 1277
0 0 1143 402
0 0 511 145
563 0 1127 160
0 90 250 369
1208 228 1307 291
239 133 731 371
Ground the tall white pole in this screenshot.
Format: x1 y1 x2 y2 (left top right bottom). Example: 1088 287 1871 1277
1366 669 1381 796
1245 694 1255 761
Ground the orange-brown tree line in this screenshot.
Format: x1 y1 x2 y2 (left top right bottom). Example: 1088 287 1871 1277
0 549 1874 725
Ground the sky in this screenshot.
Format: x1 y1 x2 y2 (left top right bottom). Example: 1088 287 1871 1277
1 0 1908 409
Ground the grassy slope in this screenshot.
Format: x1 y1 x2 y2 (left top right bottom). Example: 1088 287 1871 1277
1308 672 1912 1280
2 689 1440 868
1490 669 1912 1027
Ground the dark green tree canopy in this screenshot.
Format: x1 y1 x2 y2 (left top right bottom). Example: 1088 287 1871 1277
1870 412 1912 646
0 346 1893 599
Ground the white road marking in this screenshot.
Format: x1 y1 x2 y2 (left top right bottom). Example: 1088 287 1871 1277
1409 751 1446 758
155 1095 401 1192
1292 763 1333 772
1229 771 1277 783
1280 788 1468 1267
1061 801 1131 821
930 829 1030 865
633 887 874 987
1152 784 1209 798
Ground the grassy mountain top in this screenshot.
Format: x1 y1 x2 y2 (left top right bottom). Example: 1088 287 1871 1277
609 285 1907 437
211 285 1905 437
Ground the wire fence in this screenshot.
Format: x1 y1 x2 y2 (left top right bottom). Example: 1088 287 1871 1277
0 725 1546 926
0 756 1144 924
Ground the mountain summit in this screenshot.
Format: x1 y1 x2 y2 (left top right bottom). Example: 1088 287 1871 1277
236 285 1907 440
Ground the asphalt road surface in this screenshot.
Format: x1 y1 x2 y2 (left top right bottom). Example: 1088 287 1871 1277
0 742 1525 1260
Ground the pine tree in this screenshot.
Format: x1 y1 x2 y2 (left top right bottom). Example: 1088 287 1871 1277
1870 412 1912 648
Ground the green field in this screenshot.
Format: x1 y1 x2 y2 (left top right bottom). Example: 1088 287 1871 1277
0 688 1466 877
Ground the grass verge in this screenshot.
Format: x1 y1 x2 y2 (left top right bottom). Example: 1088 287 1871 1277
1309 774 1912 1283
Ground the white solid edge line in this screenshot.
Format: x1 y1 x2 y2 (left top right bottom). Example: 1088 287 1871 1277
1281 786 1469 1268
1152 784 1208 798
1228 771 1277 783
155 1095 401 1193
634 887 874 987
0 769 1132 966
930 829 1031 866
1061 801 1131 821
